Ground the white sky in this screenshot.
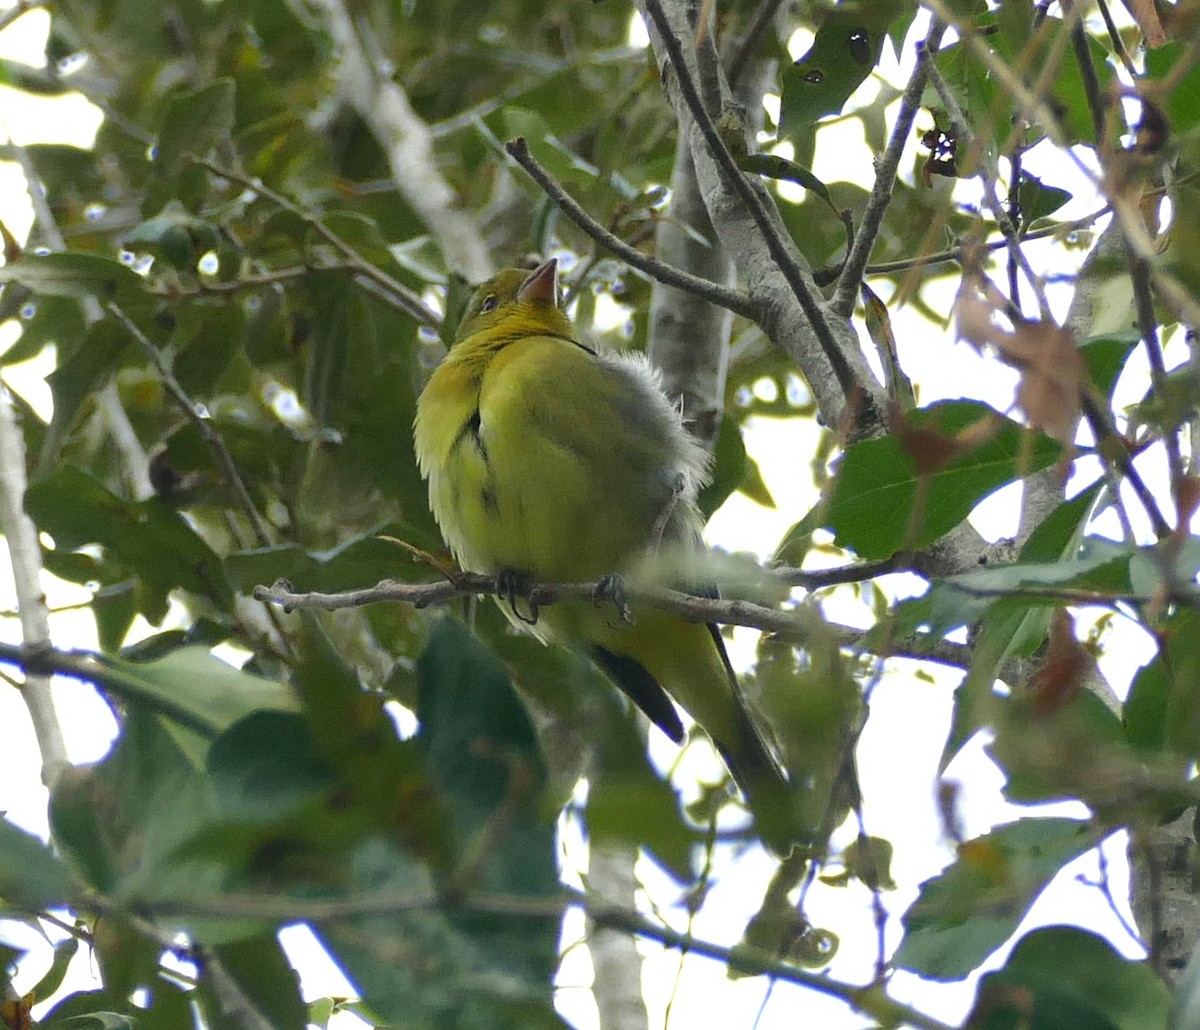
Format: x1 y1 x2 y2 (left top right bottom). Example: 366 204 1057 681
0 5 1166 1030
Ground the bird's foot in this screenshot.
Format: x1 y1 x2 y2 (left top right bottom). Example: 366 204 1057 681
593 573 631 626
496 568 539 625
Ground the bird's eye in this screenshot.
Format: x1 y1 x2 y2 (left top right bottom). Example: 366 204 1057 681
480 294 498 313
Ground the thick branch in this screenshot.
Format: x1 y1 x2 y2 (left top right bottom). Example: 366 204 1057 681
635 0 883 429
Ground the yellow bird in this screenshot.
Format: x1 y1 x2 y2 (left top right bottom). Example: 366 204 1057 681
414 259 794 847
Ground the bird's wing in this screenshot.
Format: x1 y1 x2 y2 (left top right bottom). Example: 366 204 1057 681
475 335 708 581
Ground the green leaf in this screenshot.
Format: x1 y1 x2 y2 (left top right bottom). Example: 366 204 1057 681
315 838 567 1030
416 617 561 989
291 615 439 843
740 153 834 207
206 711 334 821
1081 332 1139 400
41 1010 137 1029
26 465 234 620
156 79 236 170
894 817 1100 981
1017 173 1071 226
29 936 79 1003
990 688 1135 807
808 401 1060 559
198 935 307 1030
417 617 550 845
698 417 774 518
38 319 132 474
1146 42 1200 139
138 980 196 1030
780 20 886 159
926 533 1166 639
226 523 435 596
124 201 222 272
585 694 695 883
92 916 161 1006
1156 609 1200 761
969 926 1168 1029
49 710 227 907
0 253 147 304
1124 650 1177 758
940 484 1102 770
3 295 86 366
76 645 296 755
0 816 72 910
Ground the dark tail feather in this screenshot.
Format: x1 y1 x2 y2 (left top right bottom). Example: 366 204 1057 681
708 626 799 855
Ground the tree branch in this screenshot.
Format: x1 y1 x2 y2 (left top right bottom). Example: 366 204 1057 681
137 886 959 1030
0 387 68 788
313 0 492 280
639 0 863 404
190 155 442 329
505 136 760 322
104 301 275 549
832 17 947 317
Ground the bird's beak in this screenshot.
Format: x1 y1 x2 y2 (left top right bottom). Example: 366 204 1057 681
518 258 558 304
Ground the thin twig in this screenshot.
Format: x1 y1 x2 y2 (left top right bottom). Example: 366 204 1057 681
189 155 441 328
862 208 1109 276
505 136 760 321
151 266 313 298
640 0 860 398
1065 0 1107 145
4 132 154 497
773 556 908 589
250 563 1199 638
315 0 491 280
1096 0 1136 78
1082 836 1148 952
921 14 1052 321
1080 381 1172 540
726 0 786 90
833 17 947 317
104 301 275 548
1128 252 1185 508
130 886 958 1030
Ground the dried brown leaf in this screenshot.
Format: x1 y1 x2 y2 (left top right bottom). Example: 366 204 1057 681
1026 609 1091 714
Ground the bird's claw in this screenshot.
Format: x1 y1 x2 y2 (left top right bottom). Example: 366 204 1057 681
593 573 631 626
496 568 539 625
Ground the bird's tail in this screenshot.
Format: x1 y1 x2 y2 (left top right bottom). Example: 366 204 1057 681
707 627 801 855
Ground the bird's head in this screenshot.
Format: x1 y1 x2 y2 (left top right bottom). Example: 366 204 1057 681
453 258 573 345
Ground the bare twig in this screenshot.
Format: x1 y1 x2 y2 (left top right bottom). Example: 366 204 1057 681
863 208 1110 277
833 17 947 316
1128 252 1185 505
190 155 441 328
505 136 760 321
250 562 1194 642
133 886 959 1030
773 556 908 589
104 301 275 548
5 135 154 498
726 0 787 89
